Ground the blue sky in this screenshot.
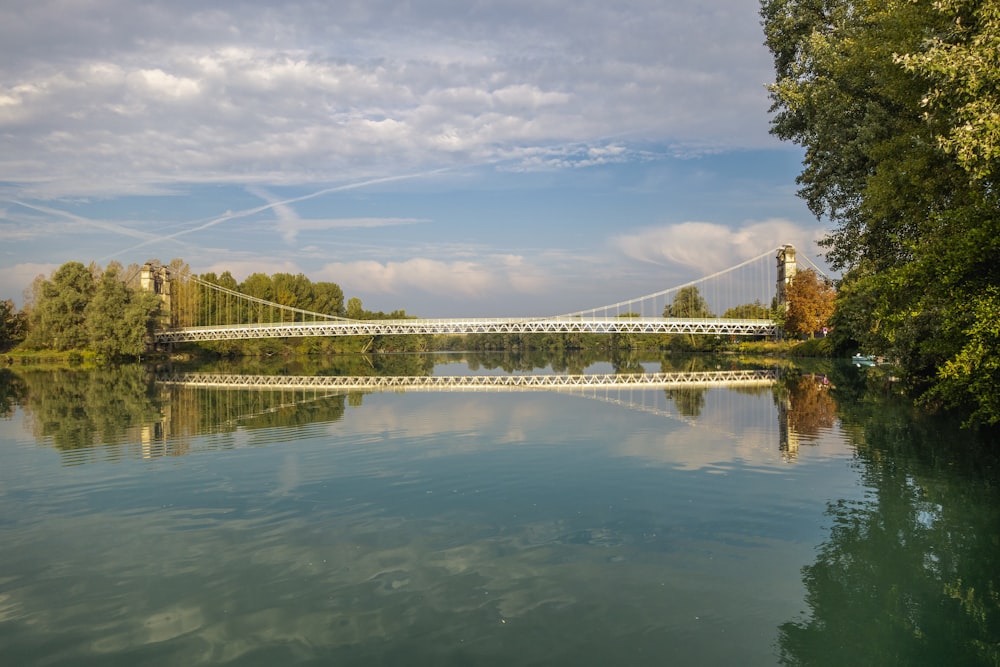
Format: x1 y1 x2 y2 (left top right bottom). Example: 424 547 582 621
0 0 828 317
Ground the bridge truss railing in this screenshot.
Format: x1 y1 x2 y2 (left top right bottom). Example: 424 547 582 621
156 369 777 391
152 317 776 343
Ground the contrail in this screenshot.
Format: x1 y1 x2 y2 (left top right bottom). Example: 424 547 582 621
3 199 162 242
104 168 451 259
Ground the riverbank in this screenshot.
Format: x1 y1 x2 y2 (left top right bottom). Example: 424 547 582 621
2 336 833 370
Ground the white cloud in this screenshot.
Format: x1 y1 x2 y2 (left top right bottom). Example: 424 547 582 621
614 219 827 274
499 143 648 172
0 262 57 304
317 258 497 296
127 68 201 101
491 84 571 109
0 0 777 197
0 1 813 311
316 255 550 299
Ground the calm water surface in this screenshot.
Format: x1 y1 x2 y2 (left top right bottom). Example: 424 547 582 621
0 356 997 666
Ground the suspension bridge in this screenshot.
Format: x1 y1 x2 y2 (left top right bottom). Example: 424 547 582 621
144 245 815 344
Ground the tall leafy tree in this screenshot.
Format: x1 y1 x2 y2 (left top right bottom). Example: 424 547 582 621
663 286 712 318
86 266 162 360
346 297 364 319
784 269 835 338
895 0 1000 182
722 300 770 319
0 299 27 351
311 282 345 317
662 286 716 351
25 262 96 350
762 0 1000 424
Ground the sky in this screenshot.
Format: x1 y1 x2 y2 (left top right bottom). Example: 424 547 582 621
0 0 829 317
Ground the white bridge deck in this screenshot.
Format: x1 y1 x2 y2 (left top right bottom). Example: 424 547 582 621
155 369 777 392
153 317 777 343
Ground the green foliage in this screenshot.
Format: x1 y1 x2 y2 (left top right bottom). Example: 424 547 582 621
661 286 719 351
824 269 875 355
346 297 363 319
895 0 1000 182
86 268 130 358
236 272 344 319
24 262 97 350
0 299 27 351
762 0 950 271
86 267 164 360
788 336 833 358
663 286 713 318
927 287 1000 425
762 0 1000 424
722 300 770 319
20 262 164 359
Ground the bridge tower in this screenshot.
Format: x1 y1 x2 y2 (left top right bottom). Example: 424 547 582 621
775 244 797 309
140 263 173 329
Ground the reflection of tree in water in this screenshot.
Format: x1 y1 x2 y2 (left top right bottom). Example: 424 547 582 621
657 356 729 418
0 369 26 418
174 351 435 378
467 349 601 375
166 384 347 437
17 366 161 451
665 387 706 418
9 366 350 460
778 400 1000 666
785 374 836 439
610 349 646 374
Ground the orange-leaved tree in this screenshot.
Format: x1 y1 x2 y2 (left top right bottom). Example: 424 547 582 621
785 269 835 338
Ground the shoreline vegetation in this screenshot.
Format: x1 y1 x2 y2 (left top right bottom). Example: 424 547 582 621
0 336 834 371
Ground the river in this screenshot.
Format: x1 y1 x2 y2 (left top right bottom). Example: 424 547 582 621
0 354 997 666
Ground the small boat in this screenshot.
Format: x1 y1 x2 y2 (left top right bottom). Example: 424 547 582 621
852 354 876 367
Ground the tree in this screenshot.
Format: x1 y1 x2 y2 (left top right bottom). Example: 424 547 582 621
784 269 836 338
762 0 1000 424
24 262 96 350
346 297 364 319
825 266 882 355
662 286 716 351
895 0 1000 182
0 299 27 351
926 287 1000 425
663 286 712 318
722 300 770 319
271 272 313 317
85 266 162 360
86 268 130 358
311 282 345 317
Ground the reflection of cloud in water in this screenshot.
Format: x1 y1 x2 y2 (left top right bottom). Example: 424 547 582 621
0 386 834 665
326 394 566 453
272 452 302 496
333 390 789 471
4 507 714 661
617 425 781 472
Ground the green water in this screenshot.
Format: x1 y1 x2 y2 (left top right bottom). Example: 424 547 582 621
0 356 997 666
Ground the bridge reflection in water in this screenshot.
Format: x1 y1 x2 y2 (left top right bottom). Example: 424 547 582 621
141 369 811 463
155 369 777 392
